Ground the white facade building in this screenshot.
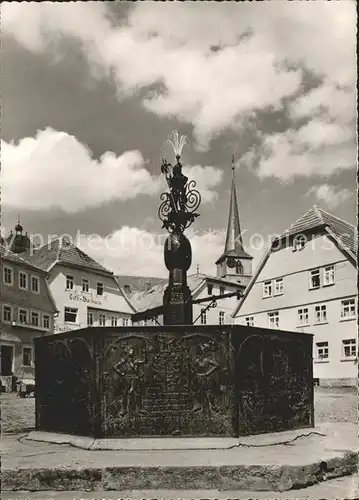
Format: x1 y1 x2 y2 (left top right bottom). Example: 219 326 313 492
23 237 134 332
233 206 357 387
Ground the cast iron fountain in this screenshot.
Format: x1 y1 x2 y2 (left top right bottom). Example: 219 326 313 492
158 131 201 325
33 131 314 440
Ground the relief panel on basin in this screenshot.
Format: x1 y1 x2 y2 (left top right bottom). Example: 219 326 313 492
235 334 312 436
100 331 233 436
35 335 95 436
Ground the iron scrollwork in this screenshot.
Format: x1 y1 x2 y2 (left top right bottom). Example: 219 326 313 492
158 131 201 233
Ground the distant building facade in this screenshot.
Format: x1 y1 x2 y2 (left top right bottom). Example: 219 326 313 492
0 246 57 391
129 272 244 326
22 237 134 333
233 206 357 387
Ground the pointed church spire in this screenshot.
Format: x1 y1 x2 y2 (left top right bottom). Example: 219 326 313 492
215 156 253 282
224 156 243 253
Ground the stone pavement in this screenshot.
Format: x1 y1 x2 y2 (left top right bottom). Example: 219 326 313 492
1 422 357 492
1 474 359 500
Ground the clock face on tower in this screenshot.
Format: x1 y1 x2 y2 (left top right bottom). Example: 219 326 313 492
227 257 244 274
227 257 237 268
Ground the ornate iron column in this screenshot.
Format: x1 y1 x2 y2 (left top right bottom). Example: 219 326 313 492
158 131 201 325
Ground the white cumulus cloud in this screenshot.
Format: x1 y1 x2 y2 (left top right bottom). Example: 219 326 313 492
1 128 222 213
76 226 227 278
2 1 356 178
1 128 159 213
306 184 352 210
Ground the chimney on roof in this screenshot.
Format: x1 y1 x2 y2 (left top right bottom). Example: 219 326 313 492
124 284 131 295
145 281 151 291
196 264 200 275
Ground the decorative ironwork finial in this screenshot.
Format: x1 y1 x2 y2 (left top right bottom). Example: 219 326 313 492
231 155 235 171
158 131 201 234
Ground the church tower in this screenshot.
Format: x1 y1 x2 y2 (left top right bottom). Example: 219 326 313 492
215 157 253 285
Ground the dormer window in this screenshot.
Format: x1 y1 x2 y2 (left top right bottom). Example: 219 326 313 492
207 284 213 295
293 235 306 252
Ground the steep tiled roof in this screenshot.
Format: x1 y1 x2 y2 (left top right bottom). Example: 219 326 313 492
21 237 112 275
130 273 243 314
0 244 46 273
283 206 357 257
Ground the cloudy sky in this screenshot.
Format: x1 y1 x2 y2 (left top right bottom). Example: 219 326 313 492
1 1 356 277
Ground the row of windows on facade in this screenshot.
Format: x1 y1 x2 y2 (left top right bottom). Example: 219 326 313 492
245 297 357 328
1 305 51 329
262 264 336 299
65 275 104 295
63 307 130 326
3 266 40 293
315 338 357 361
200 310 225 325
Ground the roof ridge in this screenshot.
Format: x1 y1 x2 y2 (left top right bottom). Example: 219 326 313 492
0 245 46 272
32 236 112 275
313 205 325 224
34 236 60 252
285 205 326 233
316 206 356 230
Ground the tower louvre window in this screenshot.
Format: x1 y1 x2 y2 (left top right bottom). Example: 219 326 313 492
235 261 243 274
